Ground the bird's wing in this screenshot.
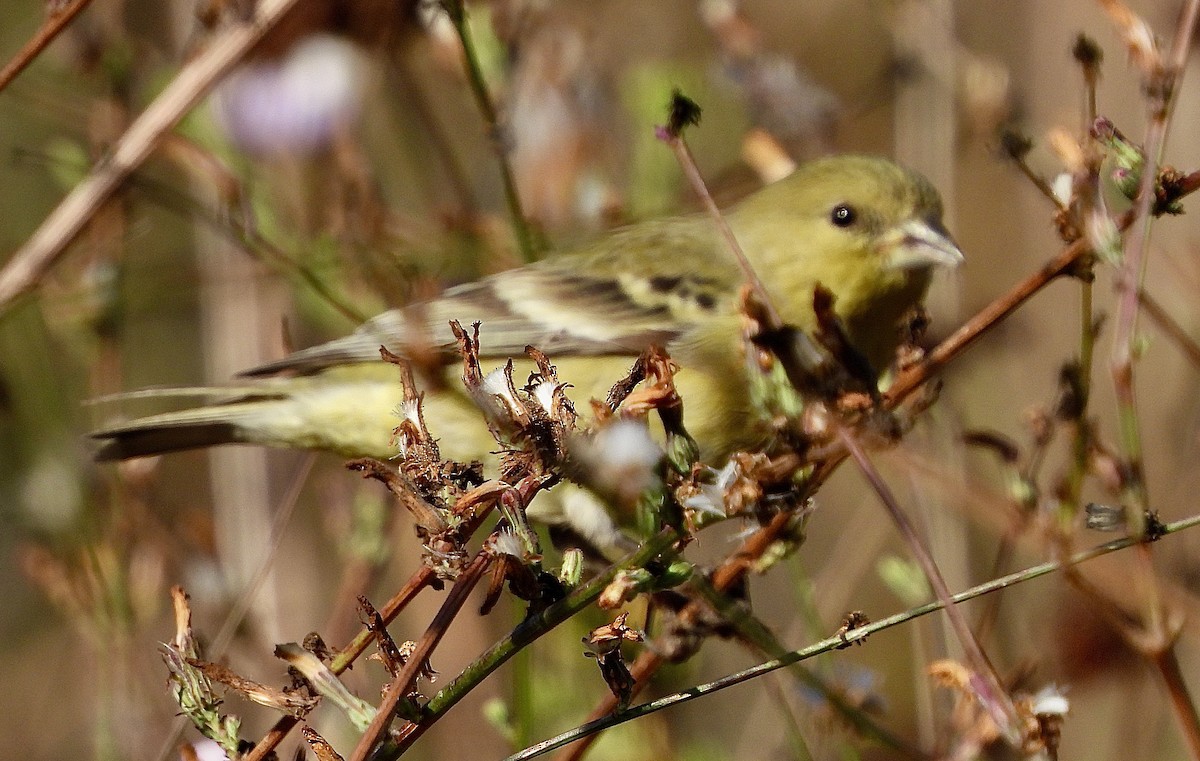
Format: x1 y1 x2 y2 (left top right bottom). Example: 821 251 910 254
246 217 739 376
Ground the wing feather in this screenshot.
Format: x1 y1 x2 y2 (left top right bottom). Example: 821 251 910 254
245 215 739 376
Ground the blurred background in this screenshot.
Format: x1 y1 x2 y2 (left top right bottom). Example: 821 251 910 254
2 0 1200 759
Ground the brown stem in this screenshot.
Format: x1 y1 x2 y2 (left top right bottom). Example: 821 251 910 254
552 509 798 761
886 232 1094 404
0 0 305 313
241 566 439 761
553 651 664 761
1108 0 1200 523
838 428 1023 744
1138 288 1200 370
1151 646 1200 761
0 0 95 94
665 133 782 328
348 551 494 761
244 473 508 761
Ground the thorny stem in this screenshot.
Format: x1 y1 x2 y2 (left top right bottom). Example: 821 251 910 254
506 514 1200 761
837 428 1024 744
0 0 96 94
440 0 538 263
348 551 495 761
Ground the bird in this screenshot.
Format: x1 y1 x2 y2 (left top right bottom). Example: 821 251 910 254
92 155 961 548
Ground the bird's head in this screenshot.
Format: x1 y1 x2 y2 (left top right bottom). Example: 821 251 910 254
728 154 963 368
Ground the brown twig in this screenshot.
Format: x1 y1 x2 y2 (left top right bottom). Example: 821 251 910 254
886 176 1200 406
1138 288 1200 370
241 567 439 761
0 0 96 95
1152 646 1200 760
658 101 782 329
1108 0 1200 528
152 454 317 761
838 428 1023 743
1102 4 1200 753
884 229 1105 405
348 550 494 761
1110 0 1200 355
243 474 508 761
0 0 304 314
513 514 1200 761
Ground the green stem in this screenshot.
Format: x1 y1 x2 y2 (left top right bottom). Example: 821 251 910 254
1062 277 1094 527
441 0 538 262
512 606 534 750
389 529 681 756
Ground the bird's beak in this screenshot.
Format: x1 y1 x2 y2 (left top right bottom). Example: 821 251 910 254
881 219 964 271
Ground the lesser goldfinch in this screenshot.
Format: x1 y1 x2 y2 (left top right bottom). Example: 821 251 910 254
94 155 961 542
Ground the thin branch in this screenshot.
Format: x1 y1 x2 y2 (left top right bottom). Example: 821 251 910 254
506 513 1200 760
551 510 800 761
0 0 305 314
1063 277 1095 523
885 226 1110 405
152 454 316 761
347 550 494 761
838 427 1023 743
658 114 782 328
1138 288 1200 370
688 574 926 758
1108 0 1200 525
1101 7 1200 751
440 0 537 262
240 566 438 761
0 0 95 95
241 476 509 761
1152 646 1200 760
552 652 662 761
391 529 681 755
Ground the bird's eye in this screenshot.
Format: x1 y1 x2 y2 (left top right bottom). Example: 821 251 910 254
830 204 857 228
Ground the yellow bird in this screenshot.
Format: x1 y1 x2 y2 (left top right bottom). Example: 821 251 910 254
93 155 961 545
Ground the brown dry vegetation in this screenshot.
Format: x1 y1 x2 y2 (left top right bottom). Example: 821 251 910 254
2 1 1200 760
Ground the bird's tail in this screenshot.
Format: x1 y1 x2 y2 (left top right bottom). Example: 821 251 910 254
90 368 409 461
89 387 285 461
